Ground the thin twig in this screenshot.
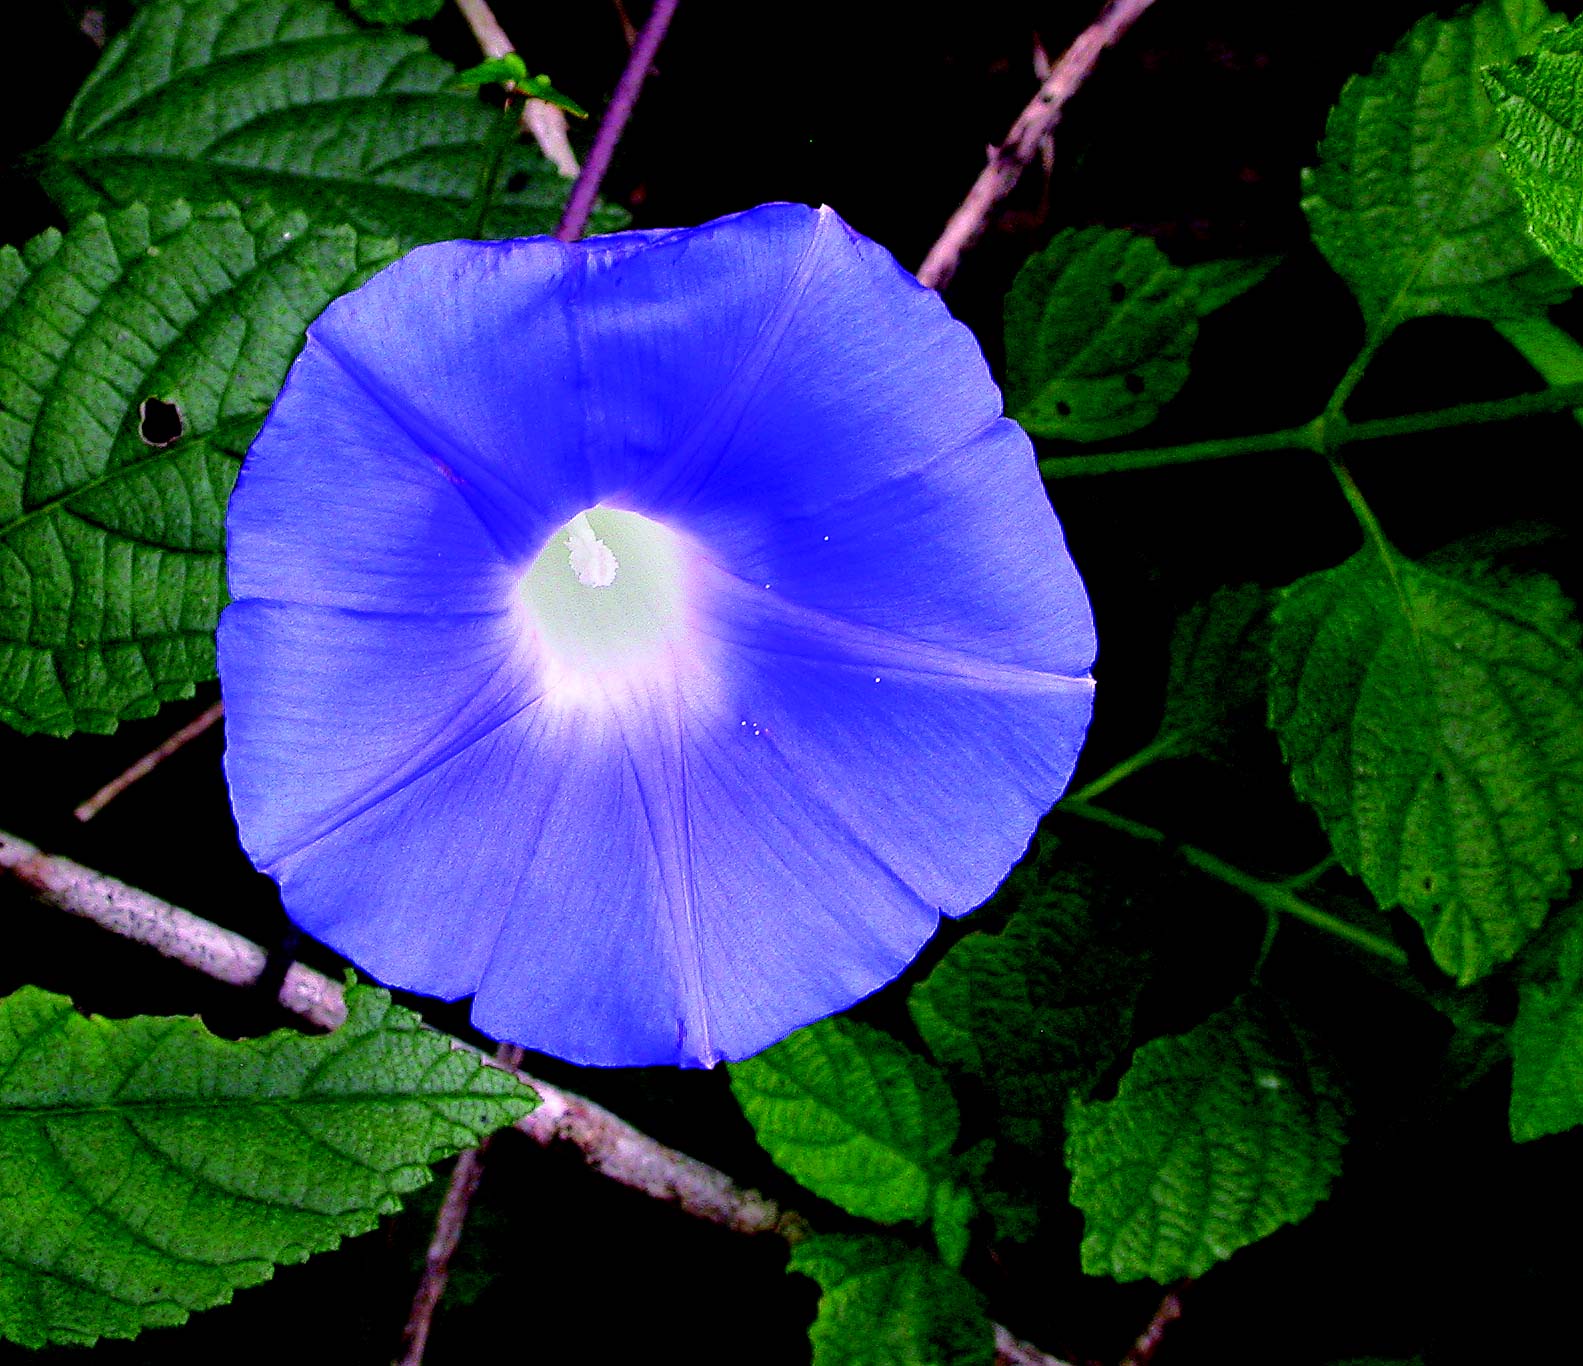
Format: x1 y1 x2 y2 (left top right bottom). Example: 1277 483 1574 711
397 1036 528 1364
915 0 1160 291
1 827 1060 1365
454 0 580 177
396 1143 489 1366
555 0 680 242
1119 1282 1186 1366
996 1324 1076 1366
73 700 224 822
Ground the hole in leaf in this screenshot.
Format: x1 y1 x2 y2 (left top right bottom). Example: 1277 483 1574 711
138 397 184 448
505 170 530 194
1109 282 1127 303
1123 372 1146 395
1055 401 1073 417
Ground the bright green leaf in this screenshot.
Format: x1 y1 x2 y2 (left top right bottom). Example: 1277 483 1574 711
909 861 1143 1151
453 54 531 89
1004 226 1199 442
350 0 444 22
789 1234 994 1366
1510 898 1583 1140
38 0 619 247
1157 583 1272 760
1066 994 1346 1283
729 1017 958 1226
519 74 590 120
0 983 535 1349
1269 548 1583 982
1303 0 1570 335
0 200 397 737
1487 17 1583 284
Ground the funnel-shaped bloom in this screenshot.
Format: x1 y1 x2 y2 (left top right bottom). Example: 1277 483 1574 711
218 204 1095 1067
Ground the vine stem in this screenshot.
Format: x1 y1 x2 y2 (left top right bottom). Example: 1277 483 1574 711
1119 1282 1187 1366
1057 800 1410 966
915 0 1160 291
1064 732 1180 805
0 827 1061 1366
453 0 579 176
1038 379 1583 478
554 0 680 242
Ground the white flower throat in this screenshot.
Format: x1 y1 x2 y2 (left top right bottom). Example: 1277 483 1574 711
565 511 618 588
520 505 687 686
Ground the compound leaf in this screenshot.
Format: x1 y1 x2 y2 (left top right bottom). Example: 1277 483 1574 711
730 1017 958 1227
1488 16 1583 285
1004 226 1199 442
38 0 616 247
1303 0 1570 335
790 1234 993 1366
1066 995 1346 1283
0 984 535 1348
1269 548 1583 982
0 200 397 736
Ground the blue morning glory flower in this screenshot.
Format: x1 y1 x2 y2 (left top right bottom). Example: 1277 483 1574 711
217 204 1096 1068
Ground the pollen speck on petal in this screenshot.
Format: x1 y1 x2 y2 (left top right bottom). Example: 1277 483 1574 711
218 203 1096 1068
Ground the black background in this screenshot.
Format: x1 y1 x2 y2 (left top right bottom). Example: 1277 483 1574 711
4 3 1583 1363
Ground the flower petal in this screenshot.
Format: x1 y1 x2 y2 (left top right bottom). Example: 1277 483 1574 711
220 205 1098 1068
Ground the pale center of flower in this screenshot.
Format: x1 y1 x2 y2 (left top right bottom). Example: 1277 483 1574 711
519 505 687 682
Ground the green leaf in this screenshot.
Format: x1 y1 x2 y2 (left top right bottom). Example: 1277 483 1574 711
729 1017 958 1226
1494 317 1583 428
1004 226 1199 442
1487 17 1583 285
1303 0 1570 335
1156 583 1272 760
1066 994 1346 1283
38 0 618 247
789 1234 994 1366
1510 898 1583 1139
909 861 1143 1151
454 54 531 89
0 983 535 1349
0 200 397 737
350 0 444 22
1182 255 1280 317
1269 548 1583 982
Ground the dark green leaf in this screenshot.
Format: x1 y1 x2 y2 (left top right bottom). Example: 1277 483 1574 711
38 0 619 247
1487 17 1583 284
1303 0 1570 334
1157 583 1272 760
1182 255 1280 316
1269 548 1583 982
909 862 1143 1151
1510 898 1583 1140
1066 995 1346 1283
0 983 535 1349
729 1017 958 1227
1004 227 1199 442
789 1234 994 1366
0 200 397 736
350 0 444 22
